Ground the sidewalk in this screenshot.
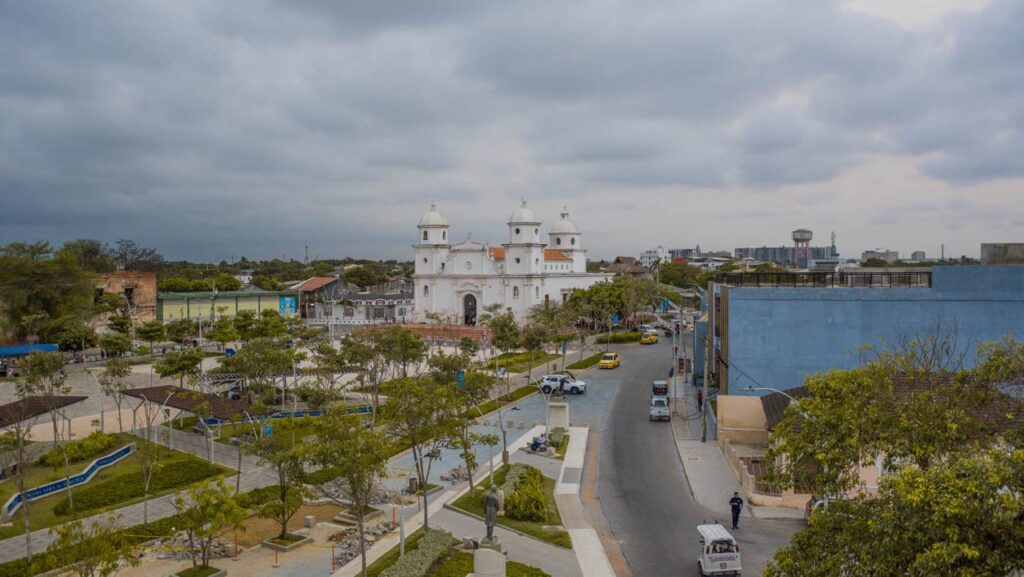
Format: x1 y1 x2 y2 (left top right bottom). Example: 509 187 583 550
672 386 804 521
556 426 615 577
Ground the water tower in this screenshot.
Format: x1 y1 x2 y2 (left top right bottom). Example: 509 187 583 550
792 228 813 267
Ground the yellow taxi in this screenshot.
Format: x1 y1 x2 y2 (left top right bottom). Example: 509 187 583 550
639 331 659 345
598 352 621 369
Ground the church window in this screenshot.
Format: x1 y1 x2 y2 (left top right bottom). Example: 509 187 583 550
515 257 521 264
534 228 538 235
535 258 539 265
424 285 429 296
535 286 540 297
556 238 562 246
442 231 446 240
571 237 576 246
423 257 427 263
465 260 472 270
515 228 520 235
423 230 428 241
513 286 519 299
440 262 445 271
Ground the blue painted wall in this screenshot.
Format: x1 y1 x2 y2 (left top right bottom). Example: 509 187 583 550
725 266 1024 394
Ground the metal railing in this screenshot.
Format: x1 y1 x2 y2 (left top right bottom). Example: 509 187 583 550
718 271 932 288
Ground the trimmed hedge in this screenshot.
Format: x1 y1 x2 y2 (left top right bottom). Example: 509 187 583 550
595 332 641 344
379 528 453 577
39 431 121 468
566 353 604 370
53 459 225 516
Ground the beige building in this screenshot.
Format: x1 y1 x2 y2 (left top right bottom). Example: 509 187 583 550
157 290 300 322
96 272 158 323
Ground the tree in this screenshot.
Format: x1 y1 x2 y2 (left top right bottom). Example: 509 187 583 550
377 325 426 378
0 403 37 559
217 337 296 404
165 319 198 345
107 315 133 336
305 412 389 577
520 324 547 384
766 448 1024 577
17 352 77 509
57 239 115 273
135 320 166 353
302 342 345 409
171 480 247 571
0 241 96 340
458 336 480 359
233 310 259 341
42 515 138 577
112 239 164 272
341 332 388 410
157 276 192 292
39 315 97 352
213 272 242 291
379 377 462 529
154 349 204 387
342 263 388 289
862 257 889 267
657 261 704 290
252 275 285 291
246 419 307 539
205 317 238 350
98 333 131 357
255 309 288 339
98 359 132 433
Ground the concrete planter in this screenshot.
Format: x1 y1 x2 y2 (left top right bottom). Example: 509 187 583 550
261 534 312 552
174 568 227 577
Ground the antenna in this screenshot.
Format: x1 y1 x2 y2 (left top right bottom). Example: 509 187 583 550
304 245 309 266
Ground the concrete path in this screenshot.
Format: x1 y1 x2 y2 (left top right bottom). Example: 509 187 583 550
556 426 615 577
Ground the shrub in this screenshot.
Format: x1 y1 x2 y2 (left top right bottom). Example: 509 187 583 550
566 353 604 370
498 464 529 497
548 428 567 450
53 459 225 516
39 431 121 468
236 485 280 510
379 528 453 577
595 332 641 344
505 477 546 522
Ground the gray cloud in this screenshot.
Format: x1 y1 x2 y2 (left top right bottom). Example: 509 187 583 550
0 0 1021 261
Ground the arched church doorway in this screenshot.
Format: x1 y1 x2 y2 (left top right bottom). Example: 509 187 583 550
463 294 478 326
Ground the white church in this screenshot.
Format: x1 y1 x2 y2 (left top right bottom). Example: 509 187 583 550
413 201 613 324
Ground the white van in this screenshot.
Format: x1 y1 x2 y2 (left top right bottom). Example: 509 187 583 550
649 396 670 421
696 524 742 576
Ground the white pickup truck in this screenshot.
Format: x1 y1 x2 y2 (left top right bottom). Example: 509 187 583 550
649 396 670 421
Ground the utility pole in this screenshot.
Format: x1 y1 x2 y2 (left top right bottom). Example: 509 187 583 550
701 327 711 442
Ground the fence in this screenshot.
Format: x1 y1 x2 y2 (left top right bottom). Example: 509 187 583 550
718 271 932 288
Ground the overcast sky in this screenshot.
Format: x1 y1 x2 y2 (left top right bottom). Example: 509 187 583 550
1 0 1021 262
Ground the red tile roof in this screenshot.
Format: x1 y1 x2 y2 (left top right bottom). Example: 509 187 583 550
544 249 571 261
488 247 505 260
289 277 337 292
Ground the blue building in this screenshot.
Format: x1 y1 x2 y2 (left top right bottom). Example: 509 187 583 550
705 266 1024 394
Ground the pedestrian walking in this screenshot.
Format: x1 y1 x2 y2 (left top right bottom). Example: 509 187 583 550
729 491 744 529
697 390 703 410
669 366 675 378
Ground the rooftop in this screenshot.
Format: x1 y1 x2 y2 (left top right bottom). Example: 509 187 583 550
0 396 88 429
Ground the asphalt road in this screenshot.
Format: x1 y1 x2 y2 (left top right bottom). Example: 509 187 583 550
592 338 799 577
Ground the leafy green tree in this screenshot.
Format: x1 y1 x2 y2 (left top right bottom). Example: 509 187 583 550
252 275 285 291
41 515 138 577
154 349 204 387
481 304 519 361
568 282 625 348
340 332 388 410
135 320 166 352
305 412 390 577
255 309 288 339
171 480 247 570
377 325 426 378
205 317 239 350
98 333 131 357
18 352 76 508
379 377 462 529
309 261 335 277
107 315 133 336
233 310 259 341
767 448 1024 577
458 336 480 359
157 276 192 292
217 337 296 404
0 241 96 340
98 359 132 433
520 324 547 384
342 263 388 289
657 261 704 290
213 272 242 291
862 257 889 267
246 419 307 539
57 239 116 273
165 319 197 345
39 315 97 351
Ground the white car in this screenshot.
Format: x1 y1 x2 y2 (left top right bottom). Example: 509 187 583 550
649 396 670 421
539 375 587 395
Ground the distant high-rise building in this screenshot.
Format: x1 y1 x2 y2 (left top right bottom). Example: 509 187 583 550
640 246 670 268
669 248 697 261
861 249 899 264
910 251 927 262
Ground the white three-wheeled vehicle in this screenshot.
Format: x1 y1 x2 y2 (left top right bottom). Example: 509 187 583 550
696 524 742 576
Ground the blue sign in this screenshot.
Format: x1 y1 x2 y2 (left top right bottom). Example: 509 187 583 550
561 340 568 355
279 296 298 316
456 370 465 388
659 298 670 313
612 313 620 327
264 423 273 437
224 347 236 357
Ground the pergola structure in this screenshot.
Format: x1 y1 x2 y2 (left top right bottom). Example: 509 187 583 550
0 395 88 481
123 385 272 463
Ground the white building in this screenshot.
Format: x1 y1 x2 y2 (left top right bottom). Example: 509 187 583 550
639 245 670 269
413 201 613 324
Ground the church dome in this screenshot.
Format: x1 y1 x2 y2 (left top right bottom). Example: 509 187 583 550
418 202 448 227
508 200 540 224
549 207 580 234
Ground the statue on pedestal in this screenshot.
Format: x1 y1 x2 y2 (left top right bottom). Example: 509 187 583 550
483 484 499 542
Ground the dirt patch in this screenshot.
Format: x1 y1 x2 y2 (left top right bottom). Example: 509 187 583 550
226 504 343 548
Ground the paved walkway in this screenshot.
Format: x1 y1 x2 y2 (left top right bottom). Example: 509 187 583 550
556 426 615 577
671 385 804 521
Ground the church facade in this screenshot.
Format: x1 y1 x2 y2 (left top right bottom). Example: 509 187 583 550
413 201 613 324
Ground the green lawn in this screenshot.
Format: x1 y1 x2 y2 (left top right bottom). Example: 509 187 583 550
555 435 570 461
0 436 232 540
430 551 551 577
489 352 560 374
451 465 571 549
566 352 604 370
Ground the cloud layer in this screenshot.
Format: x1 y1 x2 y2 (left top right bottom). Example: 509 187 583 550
0 0 1020 261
